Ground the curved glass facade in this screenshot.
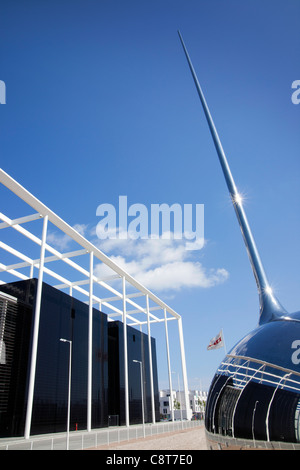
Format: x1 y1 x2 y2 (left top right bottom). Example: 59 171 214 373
205 355 300 444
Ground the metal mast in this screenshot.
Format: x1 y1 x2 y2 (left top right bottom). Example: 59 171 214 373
178 30 286 325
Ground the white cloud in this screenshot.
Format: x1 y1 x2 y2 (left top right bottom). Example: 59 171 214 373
125 261 228 291
46 231 73 251
73 223 88 236
93 233 229 292
46 224 229 293
46 224 88 251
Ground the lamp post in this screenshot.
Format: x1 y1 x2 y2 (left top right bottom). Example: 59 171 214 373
60 338 72 450
133 359 145 438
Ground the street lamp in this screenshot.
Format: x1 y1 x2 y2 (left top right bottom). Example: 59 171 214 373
133 359 145 438
60 338 72 450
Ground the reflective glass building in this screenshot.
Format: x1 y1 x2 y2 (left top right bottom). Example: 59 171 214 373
205 355 300 446
0 168 191 441
0 279 159 437
177 32 300 448
108 321 160 426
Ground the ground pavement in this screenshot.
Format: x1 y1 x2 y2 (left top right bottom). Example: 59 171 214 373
87 423 208 451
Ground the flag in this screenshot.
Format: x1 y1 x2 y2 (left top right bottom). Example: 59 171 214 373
207 330 224 351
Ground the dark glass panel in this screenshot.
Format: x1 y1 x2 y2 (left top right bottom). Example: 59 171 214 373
0 280 159 436
0 280 109 436
233 381 274 440
215 382 240 437
108 322 120 419
205 374 228 433
92 308 108 429
108 321 160 426
0 288 33 437
269 388 300 443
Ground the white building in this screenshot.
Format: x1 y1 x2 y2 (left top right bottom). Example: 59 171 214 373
189 390 207 419
159 389 207 421
159 390 176 420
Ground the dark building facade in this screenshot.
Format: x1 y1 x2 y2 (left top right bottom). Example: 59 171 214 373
0 279 159 438
108 321 160 426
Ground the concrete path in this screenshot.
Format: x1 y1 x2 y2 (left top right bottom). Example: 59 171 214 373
87 423 208 450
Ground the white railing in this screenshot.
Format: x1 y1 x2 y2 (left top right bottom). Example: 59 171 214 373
0 419 203 450
218 354 300 394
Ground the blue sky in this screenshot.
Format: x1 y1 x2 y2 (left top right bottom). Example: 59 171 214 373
0 0 299 391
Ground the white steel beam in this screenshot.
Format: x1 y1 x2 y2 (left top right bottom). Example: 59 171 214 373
127 316 177 327
0 168 191 438
24 215 48 440
0 212 126 302
87 251 93 432
146 295 156 424
0 263 28 281
0 169 180 320
178 317 190 420
122 276 130 427
100 292 144 303
164 308 174 421
0 212 42 229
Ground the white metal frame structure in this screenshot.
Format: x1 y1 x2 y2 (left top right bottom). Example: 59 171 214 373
0 168 190 439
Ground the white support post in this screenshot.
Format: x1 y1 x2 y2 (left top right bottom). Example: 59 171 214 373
146 294 155 424
178 317 190 420
164 308 174 421
24 215 48 439
122 276 130 427
87 251 93 432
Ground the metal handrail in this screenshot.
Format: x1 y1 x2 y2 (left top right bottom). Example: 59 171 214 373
217 354 300 394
